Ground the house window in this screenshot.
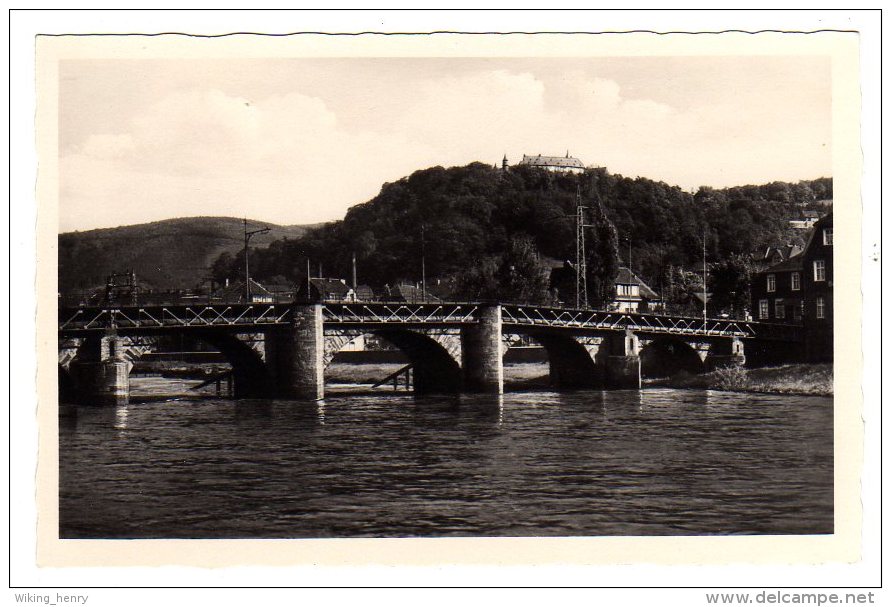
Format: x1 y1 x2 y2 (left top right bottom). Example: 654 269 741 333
816 297 825 319
759 299 770 320
766 274 776 292
823 227 833 246
791 272 801 291
793 301 802 320
775 299 785 319
813 260 826 281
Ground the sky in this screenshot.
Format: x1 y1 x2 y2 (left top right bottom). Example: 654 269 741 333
58 56 831 232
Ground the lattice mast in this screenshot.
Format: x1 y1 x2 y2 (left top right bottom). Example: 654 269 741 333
575 185 589 309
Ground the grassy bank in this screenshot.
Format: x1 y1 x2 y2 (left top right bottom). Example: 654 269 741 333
652 364 833 397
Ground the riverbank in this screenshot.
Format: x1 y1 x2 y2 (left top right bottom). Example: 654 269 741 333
326 362 551 390
649 363 833 397
132 360 832 397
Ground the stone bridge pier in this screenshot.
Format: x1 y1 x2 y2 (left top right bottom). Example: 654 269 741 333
462 304 504 394
604 329 642 389
67 331 132 406
268 304 507 400
267 304 325 401
704 337 746 371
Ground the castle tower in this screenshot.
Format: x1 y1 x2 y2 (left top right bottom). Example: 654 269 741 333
502 154 508 171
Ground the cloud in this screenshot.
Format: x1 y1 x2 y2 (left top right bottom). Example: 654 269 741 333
61 87 441 230
59 66 831 232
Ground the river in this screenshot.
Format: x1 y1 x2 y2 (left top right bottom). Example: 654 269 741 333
58 383 833 538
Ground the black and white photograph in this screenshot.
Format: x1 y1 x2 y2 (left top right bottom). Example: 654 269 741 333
55 51 840 540
12 10 880 595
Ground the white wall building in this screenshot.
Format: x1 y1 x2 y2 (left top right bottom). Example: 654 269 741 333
515 152 586 174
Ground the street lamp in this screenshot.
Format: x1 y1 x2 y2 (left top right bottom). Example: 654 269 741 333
243 218 270 301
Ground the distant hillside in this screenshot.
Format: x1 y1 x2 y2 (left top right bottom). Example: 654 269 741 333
59 217 314 292
214 163 830 308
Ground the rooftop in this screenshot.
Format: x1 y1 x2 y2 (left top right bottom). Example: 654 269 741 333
308 277 353 298
615 266 659 300
763 254 803 273
518 153 585 169
760 244 802 262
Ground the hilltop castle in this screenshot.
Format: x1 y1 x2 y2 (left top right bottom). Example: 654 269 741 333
502 152 586 174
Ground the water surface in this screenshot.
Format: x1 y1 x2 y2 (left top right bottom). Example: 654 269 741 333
59 387 833 538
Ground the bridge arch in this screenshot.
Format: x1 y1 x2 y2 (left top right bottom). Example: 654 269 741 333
639 337 705 378
187 329 270 398
513 331 603 389
63 330 270 401
324 328 463 394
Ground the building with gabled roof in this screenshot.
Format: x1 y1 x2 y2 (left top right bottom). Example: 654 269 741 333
801 213 833 361
354 285 376 301
750 253 804 324
212 278 275 303
611 266 661 312
296 277 356 302
749 212 833 361
516 152 586 174
756 244 803 270
383 283 441 303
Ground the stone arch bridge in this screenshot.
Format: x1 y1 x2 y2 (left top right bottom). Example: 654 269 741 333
58 302 802 405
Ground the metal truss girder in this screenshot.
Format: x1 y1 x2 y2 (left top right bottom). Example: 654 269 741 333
321 303 478 325
58 302 799 342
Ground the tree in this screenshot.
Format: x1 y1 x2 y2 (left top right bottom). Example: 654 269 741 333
710 254 757 318
500 235 552 303
210 251 236 284
584 188 621 308
220 163 830 312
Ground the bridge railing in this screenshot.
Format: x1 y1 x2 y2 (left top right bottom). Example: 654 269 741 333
500 305 751 338
321 302 480 324
58 301 802 342
500 305 802 341
59 303 294 332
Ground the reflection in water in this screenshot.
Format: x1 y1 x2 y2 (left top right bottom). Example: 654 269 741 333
234 400 273 421
114 405 128 430
59 388 833 539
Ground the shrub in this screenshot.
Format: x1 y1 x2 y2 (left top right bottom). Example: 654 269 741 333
713 365 750 391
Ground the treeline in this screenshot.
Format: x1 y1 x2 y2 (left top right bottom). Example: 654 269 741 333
211 163 830 309
59 217 310 292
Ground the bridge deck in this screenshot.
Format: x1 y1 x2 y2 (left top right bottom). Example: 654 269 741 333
58 302 802 341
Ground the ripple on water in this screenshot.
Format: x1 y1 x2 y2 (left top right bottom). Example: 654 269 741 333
58 388 833 538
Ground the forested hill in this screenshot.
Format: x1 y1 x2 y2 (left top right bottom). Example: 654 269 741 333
59 217 312 292
210 162 830 307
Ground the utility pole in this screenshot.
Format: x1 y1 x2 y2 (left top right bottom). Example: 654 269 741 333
575 186 591 309
306 257 311 300
420 224 427 302
627 236 632 271
352 251 358 291
702 224 708 325
243 218 270 302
